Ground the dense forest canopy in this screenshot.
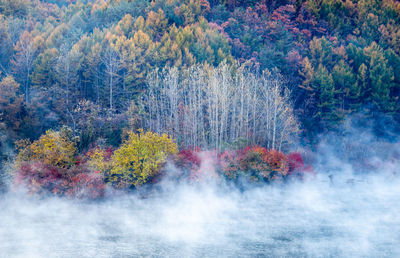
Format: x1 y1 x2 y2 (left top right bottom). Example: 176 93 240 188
1 0 399 165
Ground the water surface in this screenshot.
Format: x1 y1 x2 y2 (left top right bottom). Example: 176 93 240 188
1 174 399 257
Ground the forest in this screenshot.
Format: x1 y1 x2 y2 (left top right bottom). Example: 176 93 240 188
1 1 400 257
0 0 399 195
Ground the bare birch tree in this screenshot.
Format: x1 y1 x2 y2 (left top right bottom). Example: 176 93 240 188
11 31 39 103
101 45 121 113
142 63 299 151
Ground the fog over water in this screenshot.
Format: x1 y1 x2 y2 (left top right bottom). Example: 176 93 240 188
1 170 400 257
1 122 400 257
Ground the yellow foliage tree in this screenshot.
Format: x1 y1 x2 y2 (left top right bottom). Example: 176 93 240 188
109 129 178 188
16 127 77 168
86 147 112 174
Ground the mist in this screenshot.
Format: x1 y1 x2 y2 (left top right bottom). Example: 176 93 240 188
1 147 400 257
1 0 400 256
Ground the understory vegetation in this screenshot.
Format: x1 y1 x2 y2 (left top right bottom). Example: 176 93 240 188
12 127 311 198
1 0 400 195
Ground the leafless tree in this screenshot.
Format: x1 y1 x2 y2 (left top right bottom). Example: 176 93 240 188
11 31 38 103
142 63 299 151
101 45 121 113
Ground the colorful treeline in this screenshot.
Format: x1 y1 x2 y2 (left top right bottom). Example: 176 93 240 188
13 128 312 198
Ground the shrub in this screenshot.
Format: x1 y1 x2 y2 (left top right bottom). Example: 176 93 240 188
173 148 202 181
219 146 291 183
177 148 202 169
15 127 77 169
14 160 106 198
13 127 107 198
85 147 113 174
108 129 178 188
14 161 71 195
174 149 223 183
262 149 289 177
287 152 304 173
287 152 315 179
66 171 105 199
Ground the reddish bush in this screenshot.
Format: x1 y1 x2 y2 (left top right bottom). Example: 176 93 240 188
261 149 289 176
189 150 219 182
287 152 315 179
14 160 106 198
174 149 221 182
177 148 201 168
287 152 304 174
66 172 105 199
173 148 202 182
218 146 311 183
14 161 70 195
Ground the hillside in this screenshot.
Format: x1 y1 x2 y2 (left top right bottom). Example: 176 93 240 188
1 0 399 155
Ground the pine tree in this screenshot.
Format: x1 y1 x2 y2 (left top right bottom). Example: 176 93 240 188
311 64 341 128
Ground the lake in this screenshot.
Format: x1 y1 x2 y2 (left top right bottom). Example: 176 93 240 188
0 174 399 257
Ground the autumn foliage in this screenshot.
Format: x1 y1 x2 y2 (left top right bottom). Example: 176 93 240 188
85 146 113 174
108 129 178 188
174 146 313 184
15 128 77 168
14 162 105 198
12 128 311 198
218 147 305 183
14 128 106 198
177 148 202 168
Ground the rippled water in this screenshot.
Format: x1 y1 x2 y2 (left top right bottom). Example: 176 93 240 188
1 174 399 257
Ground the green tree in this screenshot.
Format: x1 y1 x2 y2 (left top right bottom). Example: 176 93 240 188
311 64 341 128
31 48 58 89
364 42 397 113
332 59 359 111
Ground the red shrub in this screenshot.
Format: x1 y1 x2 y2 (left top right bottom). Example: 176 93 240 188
14 161 69 195
261 149 289 175
251 146 268 156
287 152 315 178
218 146 311 182
188 150 219 182
14 160 105 199
178 148 201 168
174 149 222 182
287 152 304 173
66 172 105 199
